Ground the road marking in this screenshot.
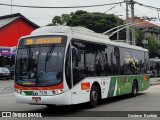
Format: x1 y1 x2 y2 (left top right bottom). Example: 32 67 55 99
0 87 13 90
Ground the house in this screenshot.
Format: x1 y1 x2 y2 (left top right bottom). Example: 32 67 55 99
0 13 39 47
128 17 160 43
0 13 39 67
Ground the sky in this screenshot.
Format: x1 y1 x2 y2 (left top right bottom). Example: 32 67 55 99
0 0 160 26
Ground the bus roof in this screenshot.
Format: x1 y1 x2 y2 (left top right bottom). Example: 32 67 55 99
149 58 160 62
26 26 148 52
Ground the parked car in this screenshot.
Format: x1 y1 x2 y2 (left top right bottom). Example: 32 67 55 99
4 65 15 79
0 67 10 80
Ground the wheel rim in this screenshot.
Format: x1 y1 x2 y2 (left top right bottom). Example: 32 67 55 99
92 89 98 101
134 86 137 94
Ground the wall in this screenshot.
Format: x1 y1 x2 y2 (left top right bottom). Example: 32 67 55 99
0 19 36 47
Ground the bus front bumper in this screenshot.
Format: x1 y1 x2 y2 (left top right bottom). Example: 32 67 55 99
15 90 72 105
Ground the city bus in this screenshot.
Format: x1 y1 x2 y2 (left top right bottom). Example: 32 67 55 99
149 58 160 77
14 26 150 107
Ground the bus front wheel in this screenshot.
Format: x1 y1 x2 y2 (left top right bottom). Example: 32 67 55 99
90 85 99 107
46 105 56 108
131 81 138 97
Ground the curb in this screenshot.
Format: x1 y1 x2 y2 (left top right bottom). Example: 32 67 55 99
150 80 160 86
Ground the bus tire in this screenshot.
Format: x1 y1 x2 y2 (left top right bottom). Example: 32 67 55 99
131 81 138 97
90 85 99 107
46 105 56 108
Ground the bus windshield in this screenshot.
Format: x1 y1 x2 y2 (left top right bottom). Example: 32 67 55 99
15 45 65 86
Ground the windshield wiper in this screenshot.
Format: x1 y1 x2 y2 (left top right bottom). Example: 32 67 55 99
27 47 35 72
27 47 32 60
45 45 55 69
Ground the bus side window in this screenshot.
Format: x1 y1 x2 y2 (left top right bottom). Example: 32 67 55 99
104 45 113 76
95 51 102 76
144 52 149 74
112 47 120 75
72 48 78 68
71 40 86 85
85 42 96 77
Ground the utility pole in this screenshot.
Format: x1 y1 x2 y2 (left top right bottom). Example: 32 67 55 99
130 0 136 45
126 0 130 44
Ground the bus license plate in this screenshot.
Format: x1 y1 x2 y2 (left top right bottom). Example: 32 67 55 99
32 91 48 96
32 97 41 102
38 91 48 95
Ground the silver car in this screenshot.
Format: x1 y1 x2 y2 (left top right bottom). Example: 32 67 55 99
0 67 10 80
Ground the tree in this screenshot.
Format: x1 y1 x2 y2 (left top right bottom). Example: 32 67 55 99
47 14 72 26
47 10 160 58
146 36 160 58
135 29 160 58
47 10 125 40
135 28 145 47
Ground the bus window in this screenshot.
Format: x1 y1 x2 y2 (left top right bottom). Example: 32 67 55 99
112 47 120 75
85 42 96 77
95 50 102 76
138 51 145 74
94 44 106 76
144 52 149 74
16 45 65 86
104 45 113 76
71 40 86 85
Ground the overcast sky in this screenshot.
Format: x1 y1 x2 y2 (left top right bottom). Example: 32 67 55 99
0 0 160 26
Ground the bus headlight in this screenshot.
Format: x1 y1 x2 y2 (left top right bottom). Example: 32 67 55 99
52 89 63 95
15 89 22 94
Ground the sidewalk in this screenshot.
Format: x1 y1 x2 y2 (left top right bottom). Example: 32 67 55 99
150 77 160 86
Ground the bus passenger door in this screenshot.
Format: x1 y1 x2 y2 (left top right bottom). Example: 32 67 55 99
71 43 89 104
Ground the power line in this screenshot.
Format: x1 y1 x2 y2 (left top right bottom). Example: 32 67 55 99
135 1 160 11
134 1 160 22
104 3 119 13
0 2 125 9
118 3 129 16
131 4 147 16
129 5 156 20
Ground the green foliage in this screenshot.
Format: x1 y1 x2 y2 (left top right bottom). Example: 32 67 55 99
135 28 145 47
146 36 160 58
47 10 125 40
135 29 160 58
47 14 71 26
47 10 160 58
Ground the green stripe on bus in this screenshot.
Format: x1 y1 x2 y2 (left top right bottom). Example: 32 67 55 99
24 91 33 95
107 75 150 97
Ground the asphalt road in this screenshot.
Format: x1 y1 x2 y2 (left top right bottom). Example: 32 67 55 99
0 79 14 94
0 79 160 120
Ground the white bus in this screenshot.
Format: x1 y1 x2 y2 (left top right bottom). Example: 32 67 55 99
15 26 150 107
149 58 160 77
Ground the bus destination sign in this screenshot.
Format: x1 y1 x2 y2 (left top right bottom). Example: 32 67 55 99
25 37 62 45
